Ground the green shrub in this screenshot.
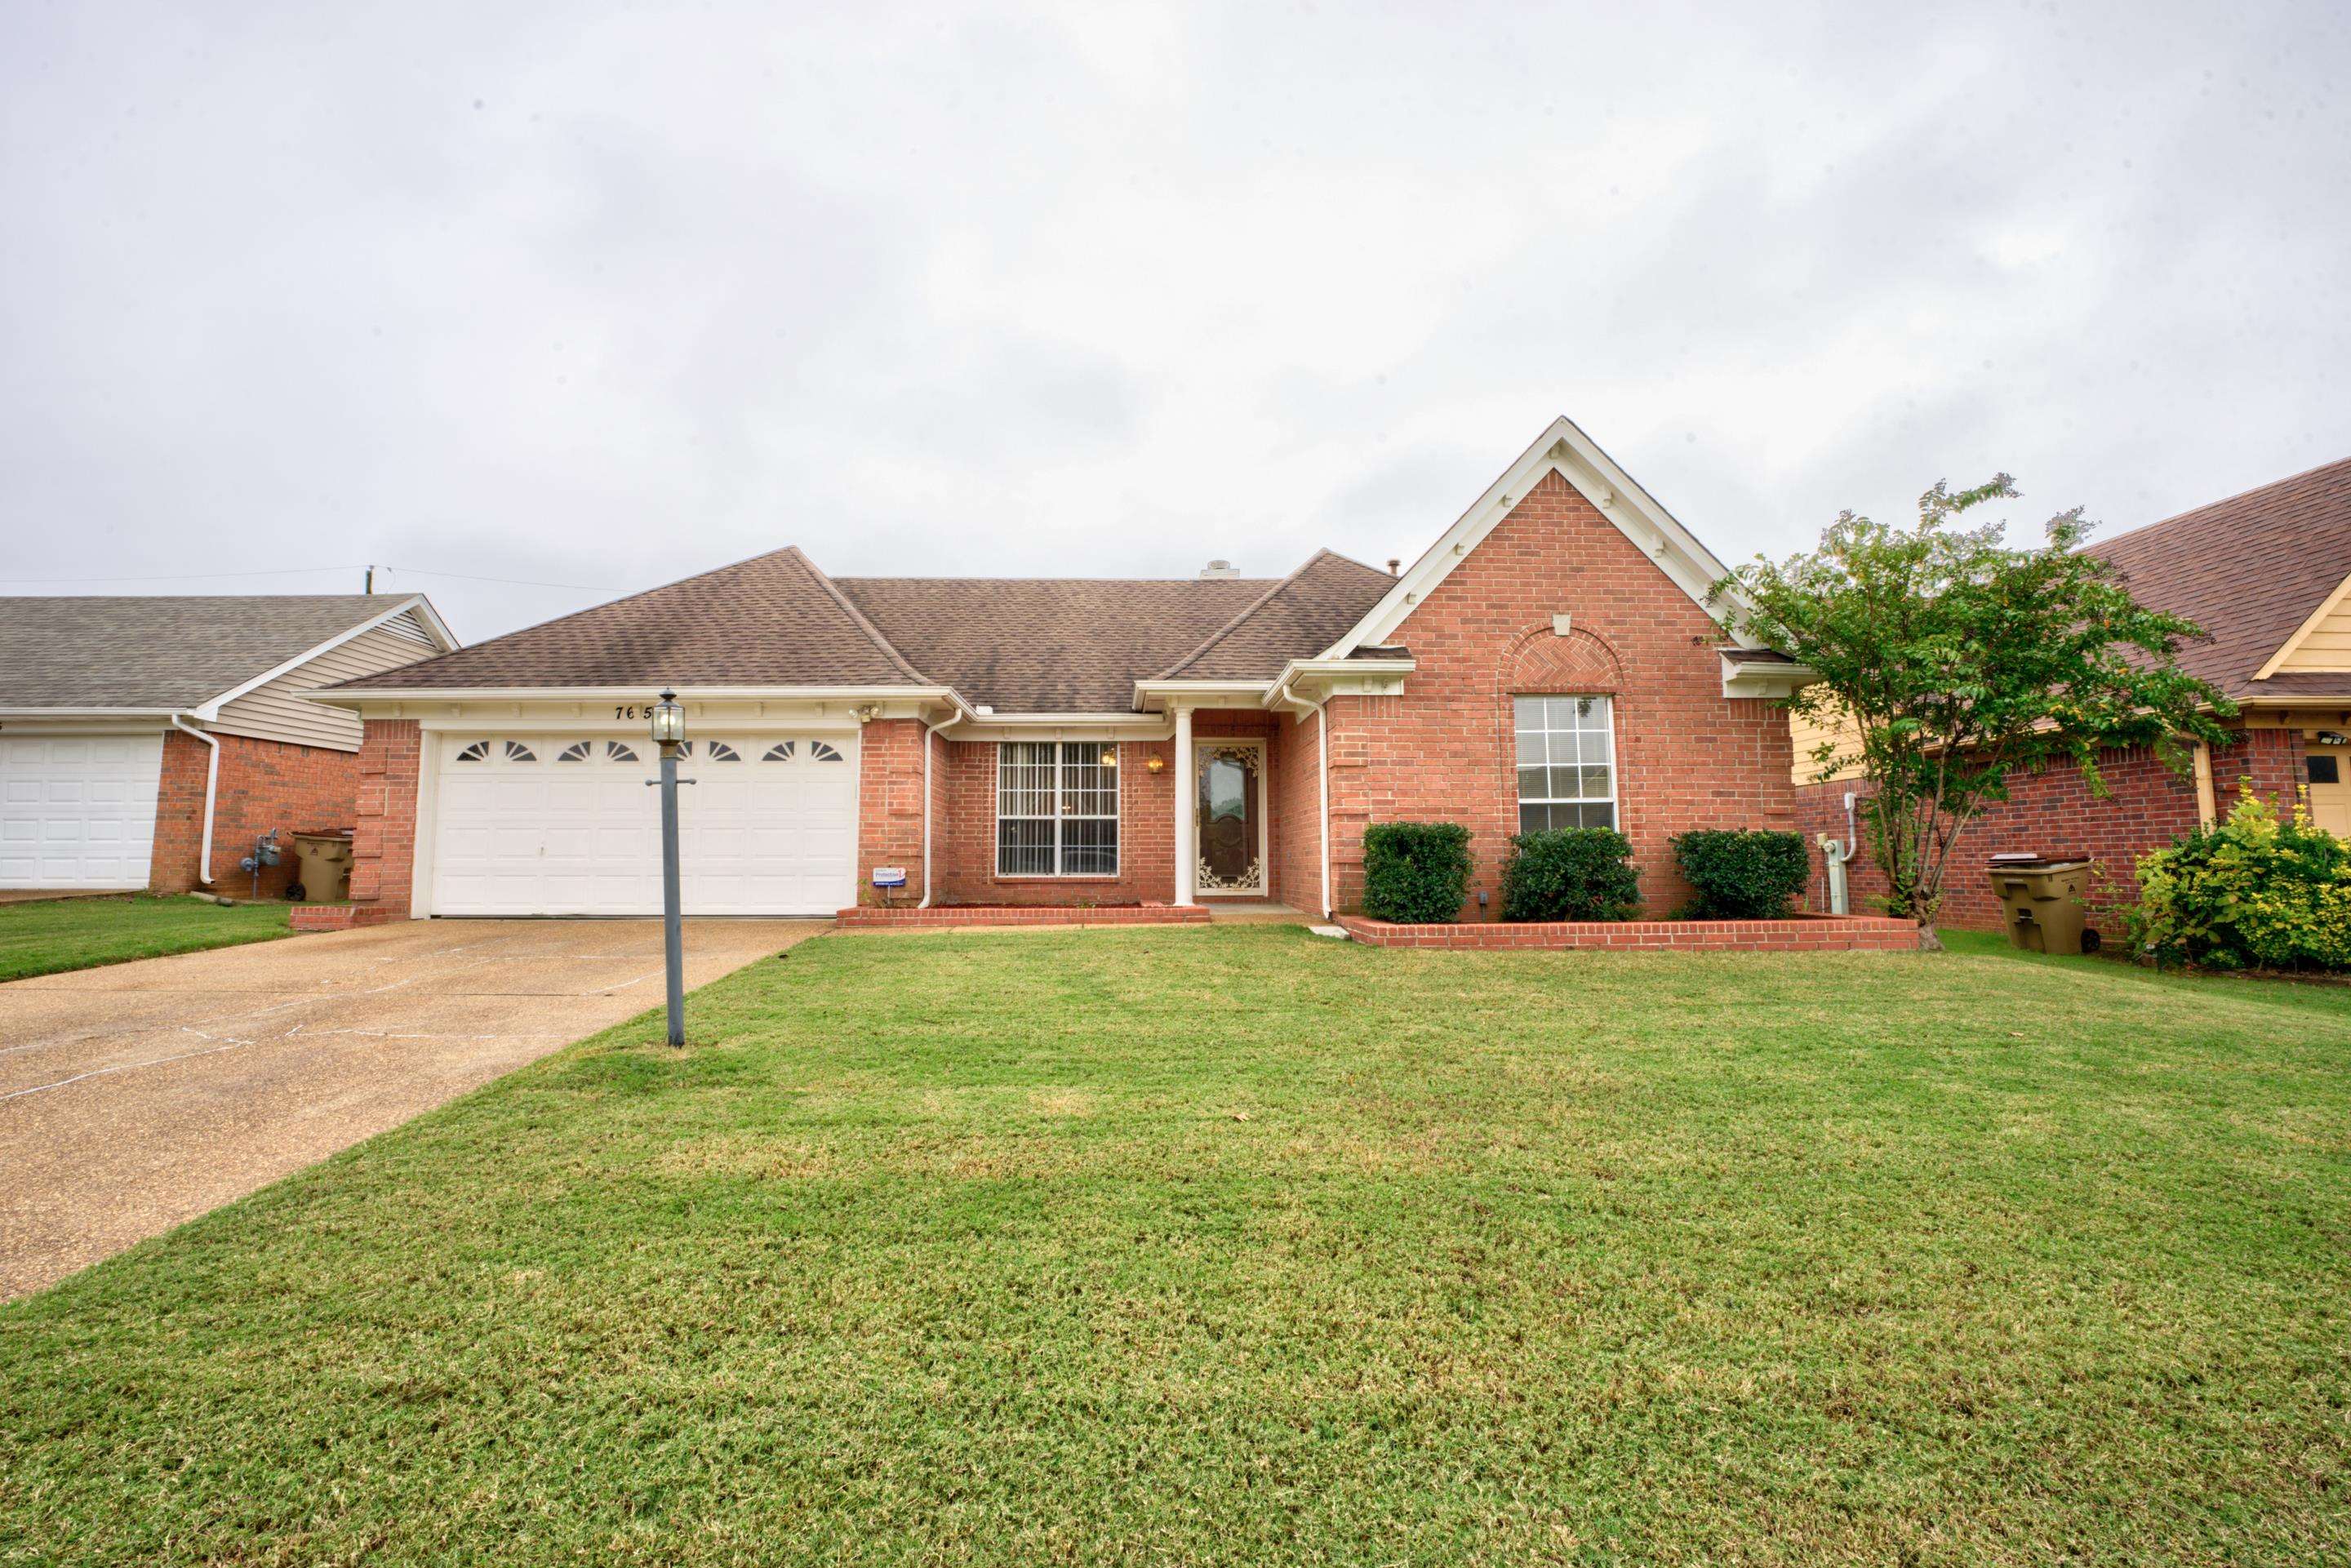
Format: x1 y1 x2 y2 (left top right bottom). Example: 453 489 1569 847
1670 829 1812 919
1500 828 1640 922
1361 821 1472 922
2127 789 2351 970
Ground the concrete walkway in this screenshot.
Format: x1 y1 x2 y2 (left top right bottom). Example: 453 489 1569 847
0 917 822 1300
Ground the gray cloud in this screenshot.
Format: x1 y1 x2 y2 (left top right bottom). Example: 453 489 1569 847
3 0 2345 642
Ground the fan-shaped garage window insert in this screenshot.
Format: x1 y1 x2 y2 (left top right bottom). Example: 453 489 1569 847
454 740 491 762
762 742 797 762
503 741 536 763
605 741 638 762
809 741 844 762
706 741 742 762
673 741 693 759
556 741 593 763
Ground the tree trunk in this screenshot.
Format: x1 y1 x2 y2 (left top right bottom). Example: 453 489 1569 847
1916 922 1944 952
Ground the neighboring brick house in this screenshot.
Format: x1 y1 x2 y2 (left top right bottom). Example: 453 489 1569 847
316 417 1811 922
0 595 457 897
1793 455 2351 929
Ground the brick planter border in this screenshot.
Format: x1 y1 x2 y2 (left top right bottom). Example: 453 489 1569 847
835 904 1212 931
1335 913 1920 952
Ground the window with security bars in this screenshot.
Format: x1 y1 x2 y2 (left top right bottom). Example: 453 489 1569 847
1513 695 1618 832
998 741 1119 875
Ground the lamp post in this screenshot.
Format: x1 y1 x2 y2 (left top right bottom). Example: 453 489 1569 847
649 688 688 1047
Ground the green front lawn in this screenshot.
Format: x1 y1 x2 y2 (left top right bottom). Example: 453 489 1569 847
0 893 291 982
4 928 2347 1564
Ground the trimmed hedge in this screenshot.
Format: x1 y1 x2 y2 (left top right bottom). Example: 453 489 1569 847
1500 828 1641 922
1361 822 1472 922
1670 829 1811 919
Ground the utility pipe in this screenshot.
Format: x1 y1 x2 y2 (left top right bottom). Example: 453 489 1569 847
1317 704 1332 919
917 711 958 909
167 714 220 886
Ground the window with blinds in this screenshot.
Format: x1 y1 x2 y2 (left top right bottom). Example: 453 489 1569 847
998 741 1119 875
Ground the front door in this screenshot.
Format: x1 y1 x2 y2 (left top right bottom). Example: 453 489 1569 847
2309 747 2351 837
1196 740 1266 895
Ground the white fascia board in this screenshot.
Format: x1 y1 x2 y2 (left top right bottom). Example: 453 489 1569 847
2252 568 2351 682
304 684 974 717
0 706 178 718
1719 654 1821 700
1264 656 1416 717
1324 415 1756 660
195 595 450 719
1131 679 1276 710
951 714 1177 742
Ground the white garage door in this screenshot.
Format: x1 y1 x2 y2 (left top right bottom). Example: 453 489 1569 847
0 733 165 890
428 735 859 916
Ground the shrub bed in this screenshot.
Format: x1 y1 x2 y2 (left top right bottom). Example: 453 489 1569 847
2129 791 2351 969
1362 821 1472 922
1501 828 1640 922
1671 829 1811 919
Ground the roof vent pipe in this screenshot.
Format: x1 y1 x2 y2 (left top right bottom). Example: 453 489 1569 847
1198 560 1240 579
1387 558 1401 575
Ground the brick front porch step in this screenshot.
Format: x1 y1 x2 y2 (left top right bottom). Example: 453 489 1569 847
1335 913 1921 952
834 904 1213 930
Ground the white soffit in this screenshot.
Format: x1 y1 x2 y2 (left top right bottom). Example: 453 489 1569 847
1325 415 1755 658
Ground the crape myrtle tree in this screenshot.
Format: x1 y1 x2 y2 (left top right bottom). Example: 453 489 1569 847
1715 476 2232 948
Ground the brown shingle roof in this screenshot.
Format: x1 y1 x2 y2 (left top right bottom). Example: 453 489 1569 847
2091 455 2351 700
0 595 420 710
833 575 1275 713
336 544 1402 713
336 548 922 691
1155 551 1400 682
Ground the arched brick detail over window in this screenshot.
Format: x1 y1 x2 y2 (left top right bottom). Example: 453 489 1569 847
1505 627 1624 695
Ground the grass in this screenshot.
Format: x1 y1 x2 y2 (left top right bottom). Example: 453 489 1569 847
2 926 2347 1565
0 893 291 982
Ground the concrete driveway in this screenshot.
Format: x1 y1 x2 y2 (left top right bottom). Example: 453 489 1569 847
0 917 822 1300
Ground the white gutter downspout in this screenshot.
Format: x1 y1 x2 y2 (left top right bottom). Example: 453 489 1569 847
168 713 220 886
917 713 958 908
1317 704 1332 918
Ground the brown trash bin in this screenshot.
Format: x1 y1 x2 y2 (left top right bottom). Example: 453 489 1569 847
1986 853 2093 954
289 829 354 902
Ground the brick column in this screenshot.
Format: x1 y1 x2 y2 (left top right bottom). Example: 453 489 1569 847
348 719 421 920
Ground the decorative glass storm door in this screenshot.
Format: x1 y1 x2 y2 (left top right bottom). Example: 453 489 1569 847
1196 741 1265 895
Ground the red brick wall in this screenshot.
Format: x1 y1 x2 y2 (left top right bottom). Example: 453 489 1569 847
347 719 421 919
1324 469 1794 917
149 729 360 898
855 718 930 905
932 735 1180 905
1268 708 1326 914
1793 725 2305 930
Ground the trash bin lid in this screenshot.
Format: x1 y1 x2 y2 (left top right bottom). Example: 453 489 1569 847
1987 851 2087 869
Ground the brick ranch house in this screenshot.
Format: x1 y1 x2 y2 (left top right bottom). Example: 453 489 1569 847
313 418 1812 923
0 595 456 897
1795 455 2351 930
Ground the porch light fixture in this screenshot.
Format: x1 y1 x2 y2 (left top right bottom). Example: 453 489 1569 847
647 688 688 1048
649 689 687 748
1145 756 1165 773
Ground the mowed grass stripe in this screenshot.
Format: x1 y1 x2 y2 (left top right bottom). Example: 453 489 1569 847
2 926 2346 1565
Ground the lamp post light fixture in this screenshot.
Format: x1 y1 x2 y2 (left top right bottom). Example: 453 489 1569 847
648 687 690 1047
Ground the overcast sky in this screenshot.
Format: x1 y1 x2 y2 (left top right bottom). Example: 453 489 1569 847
3 2 2345 644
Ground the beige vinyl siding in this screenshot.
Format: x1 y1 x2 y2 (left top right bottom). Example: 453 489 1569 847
2272 572 2351 672
211 611 438 752
1787 698 1867 785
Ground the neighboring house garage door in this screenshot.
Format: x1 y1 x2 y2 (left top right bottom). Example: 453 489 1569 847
428 735 858 916
0 734 165 890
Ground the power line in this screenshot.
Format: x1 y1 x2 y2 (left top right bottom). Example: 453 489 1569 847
0 562 618 593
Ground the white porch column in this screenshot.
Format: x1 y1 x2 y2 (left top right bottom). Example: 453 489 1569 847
1173 704 1195 904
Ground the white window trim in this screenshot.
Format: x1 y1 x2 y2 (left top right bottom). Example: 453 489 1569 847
996 740 1121 878
1513 694 1620 832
